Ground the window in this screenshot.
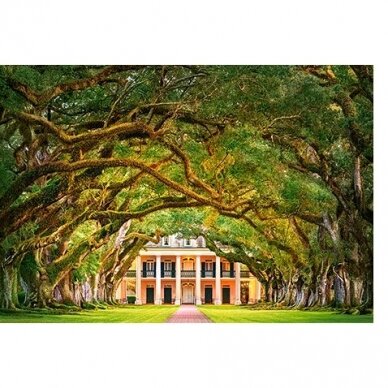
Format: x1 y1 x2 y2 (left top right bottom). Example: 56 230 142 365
184 239 191 246
205 261 213 271
146 261 155 271
162 236 170 246
182 258 194 270
164 261 172 271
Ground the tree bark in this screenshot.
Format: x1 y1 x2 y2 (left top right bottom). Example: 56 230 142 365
90 273 100 303
0 263 19 309
57 273 75 305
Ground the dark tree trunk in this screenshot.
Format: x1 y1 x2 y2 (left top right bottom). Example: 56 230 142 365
57 273 75 305
37 272 54 308
105 281 118 304
90 274 100 303
333 264 350 307
266 281 273 303
282 277 294 306
0 263 19 309
317 265 331 306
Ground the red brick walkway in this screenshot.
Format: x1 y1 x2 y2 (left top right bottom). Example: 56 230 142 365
166 305 212 323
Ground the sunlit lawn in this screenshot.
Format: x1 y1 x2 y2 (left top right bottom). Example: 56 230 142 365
0 305 179 323
198 305 373 323
0 304 373 323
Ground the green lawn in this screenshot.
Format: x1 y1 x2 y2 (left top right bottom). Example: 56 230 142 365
0 305 373 323
198 305 373 323
0 305 179 323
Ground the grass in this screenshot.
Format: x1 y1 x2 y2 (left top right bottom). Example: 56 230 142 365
198 305 373 323
0 304 373 323
0 305 179 323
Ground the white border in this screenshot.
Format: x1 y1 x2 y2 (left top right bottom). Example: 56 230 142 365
1 1 387 387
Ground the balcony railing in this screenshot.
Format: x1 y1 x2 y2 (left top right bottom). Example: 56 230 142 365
161 270 175 278
142 270 156 277
128 269 250 279
181 270 196 277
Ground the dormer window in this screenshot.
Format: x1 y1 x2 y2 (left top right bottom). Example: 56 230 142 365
197 236 205 247
162 237 170 246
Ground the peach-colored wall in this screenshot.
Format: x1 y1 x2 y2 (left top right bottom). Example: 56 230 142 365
121 254 261 304
118 277 261 304
121 280 127 301
120 277 260 304
115 279 128 301
248 279 256 303
115 282 122 300
220 279 236 304
141 279 155 304
201 279 214 303
161 280 176 304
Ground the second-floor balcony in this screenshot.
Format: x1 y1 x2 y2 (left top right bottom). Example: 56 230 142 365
181 270 196 278
162 270 175 278
202 270 215 278
126 269 251 279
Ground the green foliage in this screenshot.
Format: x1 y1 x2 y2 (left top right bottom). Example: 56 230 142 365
1 222 39 252
0 67 28 110
141 208 207 237
0 65 372 310
331 142 353 173
68 221 100 249
280 172 334 215
280 176 302 212
113 142 135 158
72 250 101 282
20 252 38 282
0 150 16 197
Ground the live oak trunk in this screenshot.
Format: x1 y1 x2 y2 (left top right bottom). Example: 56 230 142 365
317 265 331 307
333 264 352 307
90 273 100 303
57 273 75 305
37 271 54 308
105 281 118 304
0 262 19 309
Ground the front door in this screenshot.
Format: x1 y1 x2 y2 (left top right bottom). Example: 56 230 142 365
222 287 230 304
182 284 194 304
164 287 172 304
146 287 154 304
205 287 213 303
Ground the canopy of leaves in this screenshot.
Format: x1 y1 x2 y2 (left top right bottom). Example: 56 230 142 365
0 65 373 296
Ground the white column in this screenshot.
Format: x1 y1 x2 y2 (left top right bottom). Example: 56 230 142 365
255 278 261 303
234 262 241 305
195 255 202 305
175 255 181 305
135 255 142 305
155 255 162 305
215 256 221 305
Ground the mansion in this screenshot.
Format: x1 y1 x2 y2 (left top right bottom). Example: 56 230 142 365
115 235 262 305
